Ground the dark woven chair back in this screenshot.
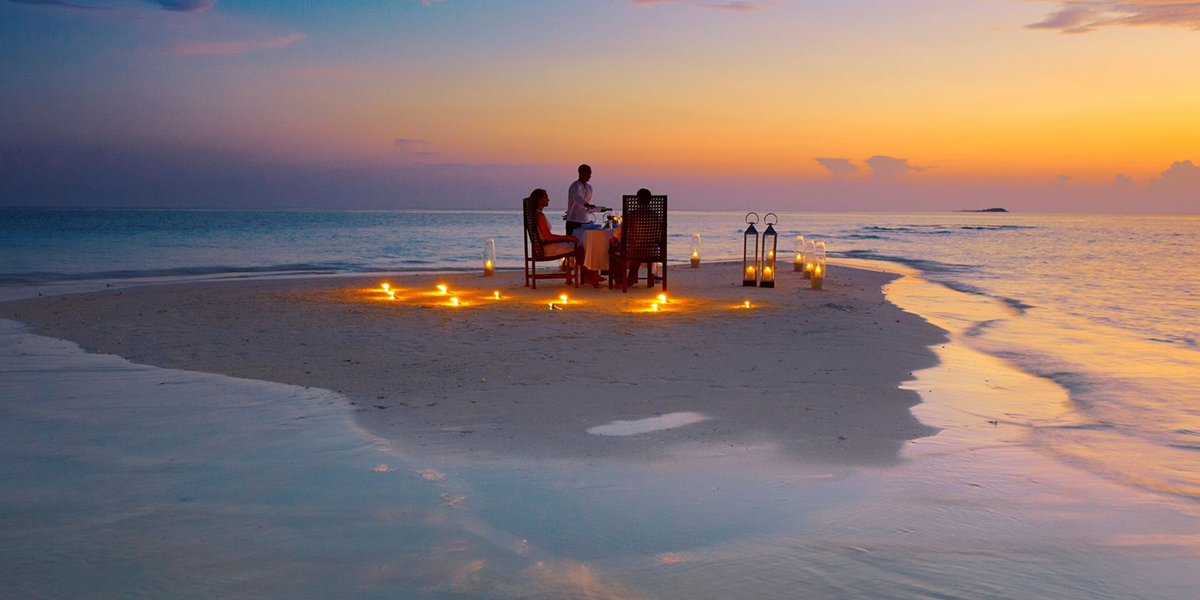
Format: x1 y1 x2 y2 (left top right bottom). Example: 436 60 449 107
523 197 547 259
618 194 667 262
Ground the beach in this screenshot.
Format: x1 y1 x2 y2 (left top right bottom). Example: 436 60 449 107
0 262 941 466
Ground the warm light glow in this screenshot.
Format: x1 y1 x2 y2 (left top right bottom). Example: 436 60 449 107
387 291 396 300
559 294 568 304
493 291 501 299
485 260 493 269
746 265 755 274
652 303 659 312
768 250 774 259
381 283 390 291
437 284 448 295
744 300 751 309
692 250 699 258
815 265 823 276
764 266 772 276
450 297 460 306
657 294 667 304
795 252 802 263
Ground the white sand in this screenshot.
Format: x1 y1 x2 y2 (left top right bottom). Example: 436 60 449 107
0 262 945 465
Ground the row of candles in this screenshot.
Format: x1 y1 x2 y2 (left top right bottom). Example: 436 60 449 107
794 236 827 290
379 283 758 313
741 214 826 290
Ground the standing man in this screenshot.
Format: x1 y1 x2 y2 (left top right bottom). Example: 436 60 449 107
565 164 595 236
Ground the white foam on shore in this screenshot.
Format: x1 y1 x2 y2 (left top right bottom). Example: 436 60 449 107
587 412 710 436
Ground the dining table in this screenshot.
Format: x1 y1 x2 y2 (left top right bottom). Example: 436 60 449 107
574 224 615 287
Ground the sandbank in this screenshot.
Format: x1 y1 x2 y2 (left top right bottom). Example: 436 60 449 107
0 262 945 465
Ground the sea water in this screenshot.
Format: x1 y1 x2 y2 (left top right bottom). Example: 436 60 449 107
3 208 1197 503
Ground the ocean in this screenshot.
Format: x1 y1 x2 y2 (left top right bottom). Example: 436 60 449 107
2 207 1198 504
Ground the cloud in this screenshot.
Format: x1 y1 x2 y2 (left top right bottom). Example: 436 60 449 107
1056 174 1072 184
5 0 110 10
864 155 927 181
412 151 443 157
630 0 779 12
1025 1 1200 34
1153 159 1200 189
1113 173 1133 190
813 157 860 179
150 0 215 12
155 32 305 56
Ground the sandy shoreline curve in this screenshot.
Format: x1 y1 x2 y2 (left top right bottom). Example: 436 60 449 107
0 261 945 465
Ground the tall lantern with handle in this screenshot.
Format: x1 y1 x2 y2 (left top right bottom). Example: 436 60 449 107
794 235 806 272
803 239 817 279
742 213 760 286
483 238 496 277
811 241 827 290
760 213 778 288
690 233 702 268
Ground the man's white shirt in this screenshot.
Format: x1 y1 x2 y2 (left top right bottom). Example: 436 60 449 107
566 180 593 223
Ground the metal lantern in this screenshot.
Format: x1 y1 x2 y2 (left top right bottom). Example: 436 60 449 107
742 212 760 287
811 241 827 290
760 213 778 288
803 239 817 279
794 235 806 272
483 238 496 276
690 233 702 268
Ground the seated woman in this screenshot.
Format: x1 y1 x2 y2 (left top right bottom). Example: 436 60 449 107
530 188 585 265
609 188 661 286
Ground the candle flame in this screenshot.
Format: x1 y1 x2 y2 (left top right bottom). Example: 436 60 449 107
381 283 390 291
692 250 698 258
744 300 751 309
559 294 568 304
657 294 667 304
493 291 501 299
764 266 772 275
485 260 493 269
437 285 448 295
450 297 460 306
652 303 659 312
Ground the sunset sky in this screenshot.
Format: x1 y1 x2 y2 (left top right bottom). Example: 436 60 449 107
2 0 1197 211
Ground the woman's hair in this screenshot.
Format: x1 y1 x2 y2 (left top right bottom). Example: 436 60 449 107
528 188 548 202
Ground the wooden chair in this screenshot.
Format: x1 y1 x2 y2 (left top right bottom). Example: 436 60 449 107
523 197 580 290
608 194 667 292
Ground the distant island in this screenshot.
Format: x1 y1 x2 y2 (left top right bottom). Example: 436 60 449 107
958 208 1009 213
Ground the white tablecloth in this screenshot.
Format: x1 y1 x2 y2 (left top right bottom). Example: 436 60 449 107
576 227 615 271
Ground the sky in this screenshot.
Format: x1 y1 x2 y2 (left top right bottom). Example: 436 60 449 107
1 0 1197 212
